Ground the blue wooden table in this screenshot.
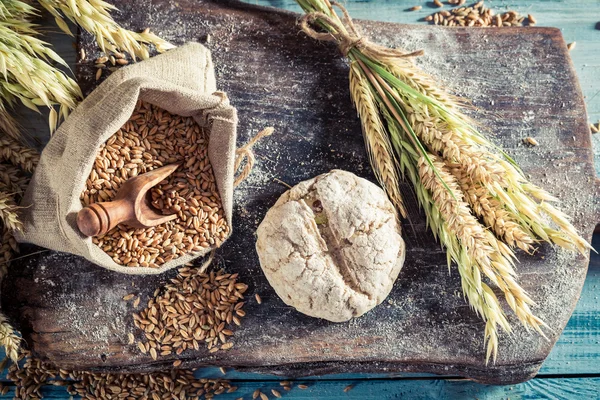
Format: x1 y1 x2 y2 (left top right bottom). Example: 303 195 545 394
2 0 599 398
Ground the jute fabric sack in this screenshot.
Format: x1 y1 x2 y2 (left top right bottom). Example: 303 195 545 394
16 43 237 274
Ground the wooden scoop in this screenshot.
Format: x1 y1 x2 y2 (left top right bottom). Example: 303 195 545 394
77 164 180 237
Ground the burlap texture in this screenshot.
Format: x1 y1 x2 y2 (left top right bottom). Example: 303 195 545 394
16 43 237 275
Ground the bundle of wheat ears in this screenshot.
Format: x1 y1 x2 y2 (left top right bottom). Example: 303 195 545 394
296 0 591 362
0 0 173 362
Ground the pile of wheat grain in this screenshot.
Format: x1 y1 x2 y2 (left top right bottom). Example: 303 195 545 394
132 265 247 363
81 101 229 268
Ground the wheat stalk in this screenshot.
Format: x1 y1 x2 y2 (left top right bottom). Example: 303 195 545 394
349 63 406 217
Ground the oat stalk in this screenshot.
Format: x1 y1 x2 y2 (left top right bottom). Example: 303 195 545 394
296 0 592 363
37 0 175 60
0 0 174 140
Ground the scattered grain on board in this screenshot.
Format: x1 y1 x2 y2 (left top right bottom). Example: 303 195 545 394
425 1 531 27
590 123 599 134
528 14 536 25
260 392 269 400
408 5 422 11
95 68 102 81
344 384 354 392
127 332 135 345
271 389 282 398
298 384 309 389
133 265 247 358
567 42 576 51
523 137 539 146
133 296 141 308
433 0 443 8
7 350 234 400
81 100 230 268
279 381 290 386
122 293 135 301
220 367 227 375
79 48 85 61
253 389 261 399
255 293 262 304
116 58 129 65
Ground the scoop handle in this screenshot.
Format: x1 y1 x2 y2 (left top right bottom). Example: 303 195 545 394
77 199 132 237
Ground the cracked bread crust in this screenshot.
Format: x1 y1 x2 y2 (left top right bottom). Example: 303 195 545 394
256 170 405 322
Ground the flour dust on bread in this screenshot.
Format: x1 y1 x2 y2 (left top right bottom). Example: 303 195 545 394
256 170 405 322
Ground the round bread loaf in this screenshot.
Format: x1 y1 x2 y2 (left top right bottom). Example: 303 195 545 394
256 169 405 322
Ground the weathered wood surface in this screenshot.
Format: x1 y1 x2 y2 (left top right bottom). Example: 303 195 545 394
2 0 599 385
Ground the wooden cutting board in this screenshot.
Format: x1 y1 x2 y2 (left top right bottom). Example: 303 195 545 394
3 0 600 385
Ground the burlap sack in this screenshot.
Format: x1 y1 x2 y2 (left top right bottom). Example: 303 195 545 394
16 43 237 275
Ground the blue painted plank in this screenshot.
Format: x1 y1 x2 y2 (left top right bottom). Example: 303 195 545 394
0 377 599 399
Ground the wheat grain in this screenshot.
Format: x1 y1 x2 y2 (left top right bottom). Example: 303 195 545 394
7 350 233 400
82 101 230 267
133 265 246 359
425 2 531 27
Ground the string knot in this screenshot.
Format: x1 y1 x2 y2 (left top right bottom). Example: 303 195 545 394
299 1 424 59
234 127 274 187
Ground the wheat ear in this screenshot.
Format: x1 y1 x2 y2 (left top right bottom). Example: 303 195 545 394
450 164 534 251
349 62 406 217
0 192 22 232
0 164 29 195
0 136 40 173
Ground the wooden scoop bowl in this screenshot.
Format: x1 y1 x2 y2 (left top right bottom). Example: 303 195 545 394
77 164 180 237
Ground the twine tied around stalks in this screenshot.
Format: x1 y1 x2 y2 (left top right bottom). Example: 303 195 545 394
234 127 274 187
299 1 424 59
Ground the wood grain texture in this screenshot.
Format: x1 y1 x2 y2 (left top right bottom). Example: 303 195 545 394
2 0 599 386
